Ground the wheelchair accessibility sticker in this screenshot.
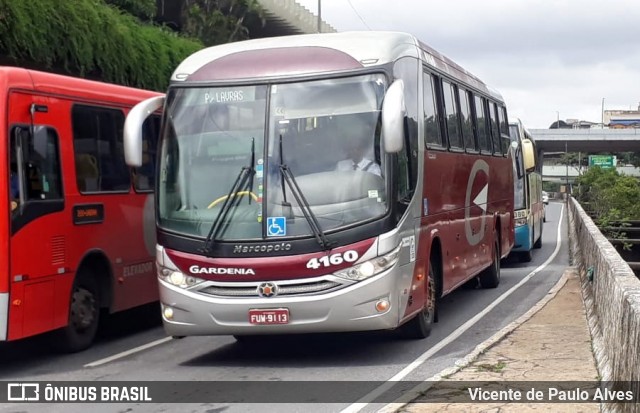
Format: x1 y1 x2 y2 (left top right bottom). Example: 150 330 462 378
267 217 286 237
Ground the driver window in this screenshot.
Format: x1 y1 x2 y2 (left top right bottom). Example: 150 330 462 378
10 126 63 213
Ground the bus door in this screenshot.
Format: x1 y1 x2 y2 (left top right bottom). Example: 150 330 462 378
8 93 66 339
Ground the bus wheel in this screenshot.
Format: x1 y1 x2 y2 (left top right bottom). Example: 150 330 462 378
54 276 100 352
401 261 436 339
533 233 542 249
479 236 500 288
519 250 532 263
519 232 533 262
234 335 261 345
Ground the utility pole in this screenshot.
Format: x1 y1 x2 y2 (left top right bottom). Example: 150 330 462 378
317 0 322 33
602 98 605 128
565 140 569 201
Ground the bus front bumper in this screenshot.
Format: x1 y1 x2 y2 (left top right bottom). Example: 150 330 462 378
512 225 532 252
158 272 406 337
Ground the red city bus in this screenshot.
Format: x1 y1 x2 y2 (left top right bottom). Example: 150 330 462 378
125 32 514 341
0 67 161 351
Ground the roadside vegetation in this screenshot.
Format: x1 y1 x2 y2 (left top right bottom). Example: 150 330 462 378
0 0 263 91
575 166 640 246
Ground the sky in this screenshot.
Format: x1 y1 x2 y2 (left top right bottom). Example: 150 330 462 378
294 0 640 129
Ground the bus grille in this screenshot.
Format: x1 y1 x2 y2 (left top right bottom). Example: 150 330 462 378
199 280 343 298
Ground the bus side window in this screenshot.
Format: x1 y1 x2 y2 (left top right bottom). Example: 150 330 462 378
458 88 476 152
442 80 463 150
10 126 63 209
423 71 443 148
488 101 502 155
72 105 130 193
498 106 510 157
473 95 492 154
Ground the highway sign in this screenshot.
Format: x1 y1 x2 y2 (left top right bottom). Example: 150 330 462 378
589 155 616 169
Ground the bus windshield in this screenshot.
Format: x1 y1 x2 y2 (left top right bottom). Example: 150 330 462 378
158 74 388 241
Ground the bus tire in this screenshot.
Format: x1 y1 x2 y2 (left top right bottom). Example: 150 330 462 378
519 250 532 263
401 259 437 339
54 273 100 353
479 235 500 288
533 233 542 249
234 335 260 344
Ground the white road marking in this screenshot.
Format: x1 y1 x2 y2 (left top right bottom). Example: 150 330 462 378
84 336 173 368
340 204 565 413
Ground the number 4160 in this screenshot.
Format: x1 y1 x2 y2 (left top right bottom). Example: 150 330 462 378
306 251 359 269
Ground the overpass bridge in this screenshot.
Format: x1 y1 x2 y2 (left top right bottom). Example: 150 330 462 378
254 0 337 37
530 128 640 183
157 0 336 39
530 128 640 152
542 165 640 183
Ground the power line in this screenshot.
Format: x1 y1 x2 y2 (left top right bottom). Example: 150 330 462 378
346 0 372 30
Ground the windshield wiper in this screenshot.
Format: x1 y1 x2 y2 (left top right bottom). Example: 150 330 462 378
200 138 255 256
278 134 333 251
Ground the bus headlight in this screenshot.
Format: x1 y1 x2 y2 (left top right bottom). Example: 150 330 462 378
159 267 205 289
515 218 527 227
333 245 401 281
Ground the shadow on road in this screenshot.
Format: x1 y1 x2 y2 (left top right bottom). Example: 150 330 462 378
0 302 161 377
181 329 426 368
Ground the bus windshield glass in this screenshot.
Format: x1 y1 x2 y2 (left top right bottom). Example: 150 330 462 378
158 74 388 241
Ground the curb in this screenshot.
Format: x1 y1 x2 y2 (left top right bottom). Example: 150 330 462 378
377 267 573 413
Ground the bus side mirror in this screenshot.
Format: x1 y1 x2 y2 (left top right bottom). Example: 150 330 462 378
521 138 536 172
381 80 405 153
124 96 165 167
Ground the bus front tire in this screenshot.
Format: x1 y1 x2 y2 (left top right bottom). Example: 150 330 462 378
401 261 437 339
54 275 100 353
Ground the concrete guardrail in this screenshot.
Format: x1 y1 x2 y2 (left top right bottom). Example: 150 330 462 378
569 197 640 412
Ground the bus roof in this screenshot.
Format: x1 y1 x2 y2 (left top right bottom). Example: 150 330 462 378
0 67 160 105
171 31 503 102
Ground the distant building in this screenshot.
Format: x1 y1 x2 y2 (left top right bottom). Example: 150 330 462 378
549 119 596 129
604 105 640 129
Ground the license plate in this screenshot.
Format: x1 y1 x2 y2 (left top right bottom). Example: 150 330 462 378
249 308 290 325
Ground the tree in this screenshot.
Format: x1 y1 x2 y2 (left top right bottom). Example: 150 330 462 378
0 0 202 90
181 0 265 46
559 152 584 176
576 166 640 244
618 152 640 168
105 0 156 20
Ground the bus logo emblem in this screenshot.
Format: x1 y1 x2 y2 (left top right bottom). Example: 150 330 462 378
465 160 490 246
7 383 40 401
257 282 278 298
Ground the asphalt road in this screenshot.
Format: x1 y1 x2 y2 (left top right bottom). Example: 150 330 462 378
0 202 568 413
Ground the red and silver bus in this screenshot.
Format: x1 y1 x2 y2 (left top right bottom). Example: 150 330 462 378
125 31 514 340
1 67 161 351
